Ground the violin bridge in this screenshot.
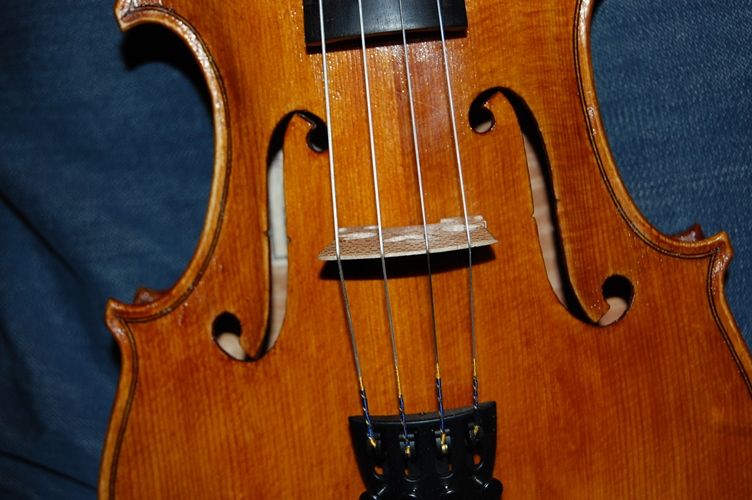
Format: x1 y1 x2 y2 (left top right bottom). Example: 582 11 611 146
318 215 497 261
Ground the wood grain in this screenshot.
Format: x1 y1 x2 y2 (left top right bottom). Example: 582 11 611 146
100 0 752 498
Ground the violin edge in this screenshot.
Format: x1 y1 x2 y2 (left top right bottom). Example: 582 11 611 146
574 0 752 388
106 1 238 325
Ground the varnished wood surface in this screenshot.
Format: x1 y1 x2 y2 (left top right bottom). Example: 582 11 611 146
100 0 752 498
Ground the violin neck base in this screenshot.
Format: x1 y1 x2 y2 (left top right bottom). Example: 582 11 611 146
303 0 468 47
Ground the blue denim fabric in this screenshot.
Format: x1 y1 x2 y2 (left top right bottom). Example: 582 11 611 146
0 0 749 498
0 2 212 498
592 1 752 338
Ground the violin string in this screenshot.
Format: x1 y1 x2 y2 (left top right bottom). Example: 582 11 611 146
397 0 447 437
356 0 411 450
317 0 376 446
436 0 480 412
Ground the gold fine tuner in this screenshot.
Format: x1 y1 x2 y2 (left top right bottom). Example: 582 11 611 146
439 432 449 455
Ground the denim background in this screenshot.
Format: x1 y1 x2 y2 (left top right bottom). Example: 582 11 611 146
1 0 750 498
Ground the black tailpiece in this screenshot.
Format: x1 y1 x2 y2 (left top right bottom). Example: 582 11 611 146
349 401 502 500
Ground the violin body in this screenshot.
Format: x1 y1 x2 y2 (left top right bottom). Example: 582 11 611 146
100 0 752 498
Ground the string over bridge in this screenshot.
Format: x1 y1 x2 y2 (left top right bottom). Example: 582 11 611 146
318 215 496 261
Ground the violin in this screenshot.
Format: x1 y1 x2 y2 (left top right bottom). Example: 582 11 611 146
100 0 752 498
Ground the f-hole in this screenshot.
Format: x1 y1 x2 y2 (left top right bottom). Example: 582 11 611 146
598 274 633 326
213 312 246 360
212 111 326 360
470 88 633 325
264 112 327 349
